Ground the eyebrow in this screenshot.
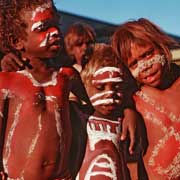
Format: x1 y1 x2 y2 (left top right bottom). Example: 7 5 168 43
139 47 154 59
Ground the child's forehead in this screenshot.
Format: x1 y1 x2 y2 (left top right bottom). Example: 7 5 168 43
22 3 54 22
31 3 53 20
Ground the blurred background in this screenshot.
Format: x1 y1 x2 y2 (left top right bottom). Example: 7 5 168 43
54 0 180 64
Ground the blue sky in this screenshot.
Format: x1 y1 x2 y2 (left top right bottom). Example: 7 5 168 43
54 0 180 36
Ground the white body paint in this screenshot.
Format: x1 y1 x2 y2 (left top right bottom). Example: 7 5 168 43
87 116 121 152
94 67 122 77
39 30 59 47
136 91 180 179
85 154 117 180
131 54 166 78
18 70 58 87
31 3 52 20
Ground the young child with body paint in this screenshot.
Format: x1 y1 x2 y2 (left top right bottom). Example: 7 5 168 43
0 0 92 179
112 18 180 180
77 43 131 180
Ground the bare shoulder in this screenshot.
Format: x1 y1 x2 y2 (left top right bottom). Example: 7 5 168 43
59 66 79 78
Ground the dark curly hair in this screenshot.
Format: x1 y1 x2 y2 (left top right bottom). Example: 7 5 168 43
0 0 59 54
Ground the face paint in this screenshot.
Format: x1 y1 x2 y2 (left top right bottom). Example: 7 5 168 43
31 3 52 21
39 30 59 47
131 54 166 78
90 66 124 108
31 4 60 48
92 67 123 85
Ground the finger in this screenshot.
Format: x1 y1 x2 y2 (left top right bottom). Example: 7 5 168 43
128 128 135 154
1 59 21 72
7 53 24 67
120 121 128 141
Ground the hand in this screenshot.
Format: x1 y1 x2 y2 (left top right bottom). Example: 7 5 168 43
1 53 24 72
0 171 7 180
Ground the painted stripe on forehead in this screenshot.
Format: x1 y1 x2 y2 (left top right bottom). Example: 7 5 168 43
31 3 52 20
94 67 122 77
92 77 123 84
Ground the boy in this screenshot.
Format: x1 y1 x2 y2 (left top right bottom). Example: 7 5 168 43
112 18 180 179
0 0 92 179
77 43 131 180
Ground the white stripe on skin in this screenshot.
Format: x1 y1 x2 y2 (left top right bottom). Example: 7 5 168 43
90 91 122 101
18 70 58 87
85 154 117 180
131 54 166 78
94 67 122 77
31 3 52 20
92 77 123 84
39 30 59 47
3 103 22 173
31 21 43 31
92 98 120 106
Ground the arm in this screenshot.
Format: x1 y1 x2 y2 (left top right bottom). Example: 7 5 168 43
122 108 148 156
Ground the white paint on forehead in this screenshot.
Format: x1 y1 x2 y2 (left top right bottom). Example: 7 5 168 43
92 77 123 84
85 154 117 180
131 54 166 78
94 67 122 77
31 2 52 20
3 103 22 173
18 70 58 87
92 98 120 106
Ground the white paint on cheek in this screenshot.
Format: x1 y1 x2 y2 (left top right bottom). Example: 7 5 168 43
90 91 115 101
94 67 122 77
131 54 166 78
85 153 117 180
31 3 52 20
39 33 50 47
39 30 59 47
3 103 22 173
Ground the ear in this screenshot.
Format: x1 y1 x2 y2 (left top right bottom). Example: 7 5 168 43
9 35 24 51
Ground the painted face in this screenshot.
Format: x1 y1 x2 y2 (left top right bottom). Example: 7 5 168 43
71 36 94 66
21 3 63 59
87 66 125 119
127 43 167 87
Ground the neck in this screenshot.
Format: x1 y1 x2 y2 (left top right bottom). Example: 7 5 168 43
22 56 56 83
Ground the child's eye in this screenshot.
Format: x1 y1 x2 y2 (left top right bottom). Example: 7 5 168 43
95 84 104 91
129 59 137 69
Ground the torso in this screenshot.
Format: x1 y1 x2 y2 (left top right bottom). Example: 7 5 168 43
78 115 126 180
0 67 74 180
133 77 180 180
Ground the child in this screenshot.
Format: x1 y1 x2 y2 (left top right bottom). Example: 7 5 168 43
64 22 96 71
0 0 92 179
77 43 131 180
112 18 180 179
